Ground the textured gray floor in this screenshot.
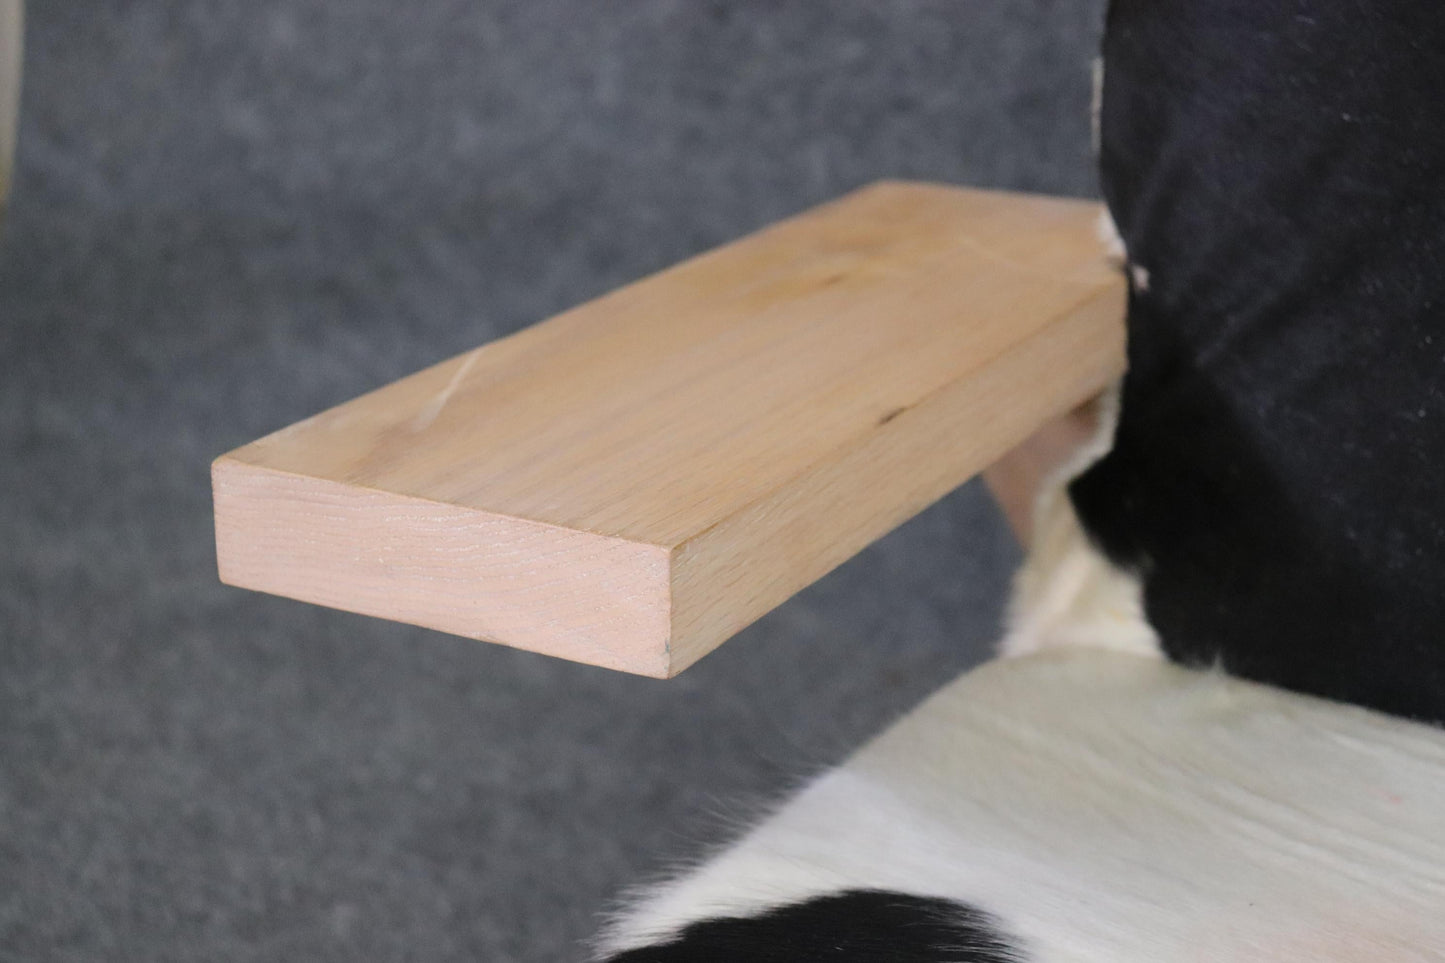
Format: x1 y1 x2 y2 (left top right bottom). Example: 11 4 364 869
0 3 1102 960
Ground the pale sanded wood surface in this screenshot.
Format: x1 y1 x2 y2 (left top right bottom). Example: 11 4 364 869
213 182 1125 676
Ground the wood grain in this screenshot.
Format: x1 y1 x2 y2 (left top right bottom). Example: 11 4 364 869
213 182 1126 676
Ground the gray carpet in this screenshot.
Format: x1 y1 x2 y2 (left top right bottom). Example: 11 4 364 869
0 2 1102 960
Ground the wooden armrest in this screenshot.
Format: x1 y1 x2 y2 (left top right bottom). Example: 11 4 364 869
212 182 1125 677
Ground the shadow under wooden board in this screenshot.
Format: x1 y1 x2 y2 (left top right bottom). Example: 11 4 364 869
213 182 1126 677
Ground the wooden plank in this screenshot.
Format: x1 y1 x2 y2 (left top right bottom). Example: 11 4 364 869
213 182 1126 677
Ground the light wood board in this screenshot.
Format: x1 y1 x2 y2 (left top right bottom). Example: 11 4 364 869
213 182 1125 677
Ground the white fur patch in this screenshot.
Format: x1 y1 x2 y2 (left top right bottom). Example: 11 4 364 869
1129 263 1150 292
999 386 1159 660
1096 209 1127 268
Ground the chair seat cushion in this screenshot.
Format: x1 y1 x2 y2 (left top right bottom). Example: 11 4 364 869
602 651 1445 960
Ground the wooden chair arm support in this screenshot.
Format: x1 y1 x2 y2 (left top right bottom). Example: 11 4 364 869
212 182 1126 677
982 396 1107 545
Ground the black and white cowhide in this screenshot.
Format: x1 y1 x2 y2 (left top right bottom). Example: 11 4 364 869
596 652 1445 961
1070 0 1445 726
593 2 1445 959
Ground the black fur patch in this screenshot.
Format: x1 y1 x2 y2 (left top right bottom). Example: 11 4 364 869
602 889 1018 962
1072 1 1445 723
